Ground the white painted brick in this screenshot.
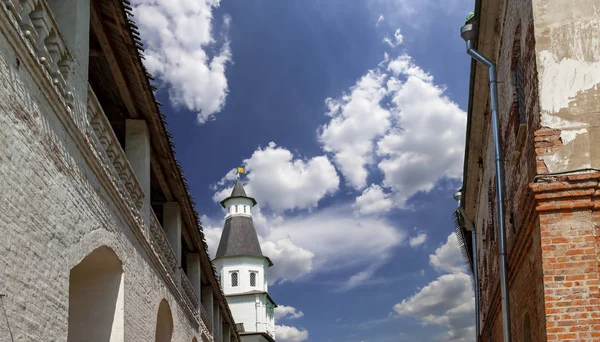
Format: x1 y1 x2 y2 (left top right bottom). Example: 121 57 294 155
0 14 208 342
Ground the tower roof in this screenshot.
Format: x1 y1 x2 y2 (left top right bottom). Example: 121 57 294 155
214 216 273 266
220 178 257 208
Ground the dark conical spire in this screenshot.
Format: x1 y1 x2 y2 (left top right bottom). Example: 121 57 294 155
230 178 248 197
220 178 257 208
215 216 272 266
215 177 272 266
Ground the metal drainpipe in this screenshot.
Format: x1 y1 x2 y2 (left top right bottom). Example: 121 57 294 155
461 21 512 342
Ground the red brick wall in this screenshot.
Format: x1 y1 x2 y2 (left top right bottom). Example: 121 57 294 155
474 0 544 339
479 202 547 342
532 174 600 341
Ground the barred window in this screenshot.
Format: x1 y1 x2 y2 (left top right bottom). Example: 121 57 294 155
250 272 257 287
513 58 526 125
231 272 238 287
511 28 526 127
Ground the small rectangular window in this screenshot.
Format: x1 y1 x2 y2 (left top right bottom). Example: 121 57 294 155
231 272 238 287
250 272 257 287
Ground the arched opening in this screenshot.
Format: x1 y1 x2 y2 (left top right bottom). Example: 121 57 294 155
68 246 124 342
155 299 174 342
192 338 198 342
523 312 532 342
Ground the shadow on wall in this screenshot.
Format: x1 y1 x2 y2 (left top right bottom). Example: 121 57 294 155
68 246 124 342
156 299 173 342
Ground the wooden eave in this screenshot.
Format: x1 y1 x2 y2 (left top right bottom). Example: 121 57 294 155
92 0 240 337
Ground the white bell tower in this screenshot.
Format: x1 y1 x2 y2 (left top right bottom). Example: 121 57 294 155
213 171 277 342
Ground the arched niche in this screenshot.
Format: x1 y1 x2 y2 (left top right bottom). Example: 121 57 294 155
155 299 174 342
68 246 124 342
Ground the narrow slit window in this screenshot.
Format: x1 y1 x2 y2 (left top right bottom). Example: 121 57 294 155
513 58 526 124
231 272 238 287
250 272 257 287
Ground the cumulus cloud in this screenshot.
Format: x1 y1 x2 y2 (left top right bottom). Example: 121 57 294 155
266 206 404 286
429 233 466 274
275 306 305 320
197 204 402 288
209 140 404 289
214 142 339 212
377 55 466 207
210 167 404 289
409 232 427 247
384 29 404 47
319 71 392 190
200 214 224 259
354 184 394 215
376 14 385 26
393 233 474 341
261 238 315 283
132 0 232 123
320 53 466 208
276 325 309 342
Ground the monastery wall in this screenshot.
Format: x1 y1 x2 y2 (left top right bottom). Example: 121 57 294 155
0 8 204 342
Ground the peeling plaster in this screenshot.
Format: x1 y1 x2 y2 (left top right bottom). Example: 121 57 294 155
538 50 600 116
543 152 591 173
560 128 587 146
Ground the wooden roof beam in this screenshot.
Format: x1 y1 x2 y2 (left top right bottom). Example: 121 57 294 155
91 2 174 202
90 3 138 119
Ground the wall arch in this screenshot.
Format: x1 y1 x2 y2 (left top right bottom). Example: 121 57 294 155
155 299 174 342
68 246 124 342
67 228 125 271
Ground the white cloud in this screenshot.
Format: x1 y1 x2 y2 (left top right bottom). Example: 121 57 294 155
214 142 339 212
393 233 474 341
376 14 385 26
429 233 466 274
276 325 309 342
261 238 314 283
132 0 232 123
409 233 427 247
377 54 466 207
209 142 404 289
318 52 466 207
204 204 404 289
354 184 394 215
275 306 305 321
199 215 224 259
266 206 404 287
394 273 474 341
318 71 392 190
384 28 404 47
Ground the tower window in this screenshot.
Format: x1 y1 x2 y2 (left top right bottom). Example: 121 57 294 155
250 272 257 287
231 271 239 287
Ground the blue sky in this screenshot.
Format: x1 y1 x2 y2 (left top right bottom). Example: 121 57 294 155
132 0 475 340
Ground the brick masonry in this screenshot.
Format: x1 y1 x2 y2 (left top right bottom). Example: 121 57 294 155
0 10 207 342
466 0 600 341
